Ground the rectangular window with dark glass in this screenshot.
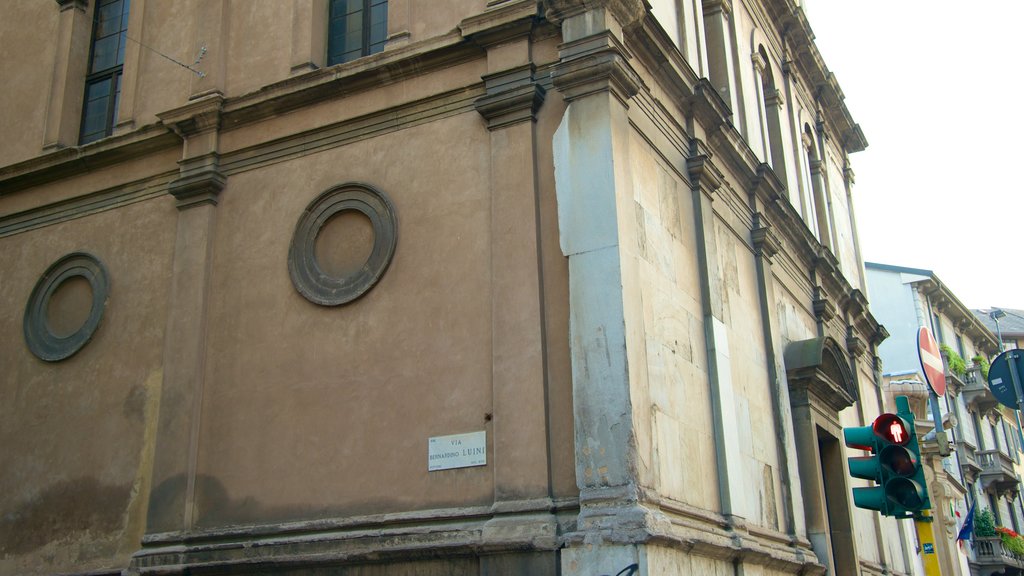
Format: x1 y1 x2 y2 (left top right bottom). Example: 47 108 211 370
327 0 387 66
80 0 130 144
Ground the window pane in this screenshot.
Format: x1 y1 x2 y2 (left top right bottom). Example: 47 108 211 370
96 1 122 35
369 3 387 45
344 12 363 52
81 78 114 143
112 72 122 126
91 35 119 72
116 31 127 65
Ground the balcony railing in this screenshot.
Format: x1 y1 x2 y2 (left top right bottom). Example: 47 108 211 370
971 536 1024 575
978 449 1021 495
963 366 1000 413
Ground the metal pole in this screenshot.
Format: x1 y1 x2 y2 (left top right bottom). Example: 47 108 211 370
914 510 942 576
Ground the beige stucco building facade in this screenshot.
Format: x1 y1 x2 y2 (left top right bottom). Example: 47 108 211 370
1 1 922 574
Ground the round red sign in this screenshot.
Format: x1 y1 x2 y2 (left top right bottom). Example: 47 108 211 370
918 327 946 396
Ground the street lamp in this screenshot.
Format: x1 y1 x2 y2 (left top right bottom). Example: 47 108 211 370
991 308 1007 351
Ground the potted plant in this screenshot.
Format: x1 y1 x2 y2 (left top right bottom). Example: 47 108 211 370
941 344 967 377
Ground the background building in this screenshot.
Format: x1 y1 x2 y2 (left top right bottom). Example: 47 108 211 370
974 308 1024 352
866 262 1021 576
1 1 916 574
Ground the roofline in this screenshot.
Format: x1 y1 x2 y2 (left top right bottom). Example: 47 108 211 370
866 261 1000 354
864 261 934 277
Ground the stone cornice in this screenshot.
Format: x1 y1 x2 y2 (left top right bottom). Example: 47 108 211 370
550 31 642 105
543 0 646 29
157 94 225 138
2 9 529 195
459 0 540 46
0 124 180 196
55 0 87 12
751 213 782 260
812 286 836 324
762 0 867 154
168 153 225 209
475 65 547 129
686 139 724 197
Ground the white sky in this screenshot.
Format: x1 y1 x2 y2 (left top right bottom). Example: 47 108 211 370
803 1 1024 310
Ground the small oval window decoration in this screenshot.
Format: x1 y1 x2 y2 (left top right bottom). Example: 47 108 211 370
23 252 110 362
288 183 397 306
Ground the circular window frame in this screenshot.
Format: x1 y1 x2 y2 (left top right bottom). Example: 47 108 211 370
288 183 397 306
23 252 110 362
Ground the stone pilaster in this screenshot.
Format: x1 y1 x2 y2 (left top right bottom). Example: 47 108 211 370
43 0 92 149
688 139 751 528
145 95 225 535
471 11 556 545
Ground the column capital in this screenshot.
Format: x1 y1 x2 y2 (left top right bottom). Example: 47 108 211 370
475 65 547 130
702 0 732 15
751 51 767 74
813 286 836 324
157 93 224 139
543 0 645 29
168 153 226 209
751 214 782 260
551 32 641 105
686 138 724 197
55 0 87 12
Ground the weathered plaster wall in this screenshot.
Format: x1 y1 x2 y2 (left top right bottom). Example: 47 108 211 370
0 196 176 575
195 112 499 524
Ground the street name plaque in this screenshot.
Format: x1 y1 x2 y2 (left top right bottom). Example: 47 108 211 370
428 431 487 471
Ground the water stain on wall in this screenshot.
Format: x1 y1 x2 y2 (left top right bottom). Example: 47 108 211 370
0 477 130 556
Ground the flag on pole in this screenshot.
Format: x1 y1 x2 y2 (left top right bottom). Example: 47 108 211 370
957 499 977 551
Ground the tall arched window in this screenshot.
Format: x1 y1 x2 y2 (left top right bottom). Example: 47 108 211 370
800 125 821 240
758 46 787 179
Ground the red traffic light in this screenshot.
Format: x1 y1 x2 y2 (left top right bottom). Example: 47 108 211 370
873 413 910 446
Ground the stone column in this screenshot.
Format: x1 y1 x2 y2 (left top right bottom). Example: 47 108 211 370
145 95 226 534
545 1 647 573
43 0 92 150
470 1 557 560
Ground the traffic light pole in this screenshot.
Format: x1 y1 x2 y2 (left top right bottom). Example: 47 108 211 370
914 510 941 576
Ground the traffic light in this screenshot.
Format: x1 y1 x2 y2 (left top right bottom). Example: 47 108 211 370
844 396 931 518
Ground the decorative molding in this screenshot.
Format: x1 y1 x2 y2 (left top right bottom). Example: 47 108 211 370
846 326 866 359
157 93 224 138
168 153 226 209
550 32 641 105
702 0 732 16
543 0 646 29
55 0 87 12
460 0 539 46
686 138 724 197
751 213 781 260
23 252 109 362
288 183 398 307
474 65 547 130
0 171 176 238
751 51 766 74
812 286 836 323
785 336 858 413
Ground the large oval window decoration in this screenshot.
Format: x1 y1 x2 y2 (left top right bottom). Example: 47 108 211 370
288 183 397 306
24 252 110 361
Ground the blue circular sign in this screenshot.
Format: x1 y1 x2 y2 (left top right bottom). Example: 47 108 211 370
988 350 1024 410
